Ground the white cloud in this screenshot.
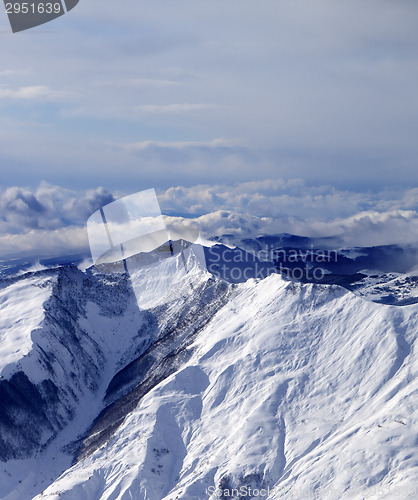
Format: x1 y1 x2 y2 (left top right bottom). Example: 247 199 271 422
136 103 225 114
0 70 17 77
114 138 239 152
0 184 114 235
157 180 418 219
97 78 180 88
157 181 418 248
0 226 88 260
0 181 417 260
191 209 418 248
0 86 69 100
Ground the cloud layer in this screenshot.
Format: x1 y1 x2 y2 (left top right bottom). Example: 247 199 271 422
0 183 114 234
159 181 418 248
0 181 417 260
158 180 418 219
193 209 418 249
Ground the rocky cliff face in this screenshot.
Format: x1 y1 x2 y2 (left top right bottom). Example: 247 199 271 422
0 266 150 462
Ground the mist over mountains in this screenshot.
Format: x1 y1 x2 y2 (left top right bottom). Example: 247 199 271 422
1 181 417 261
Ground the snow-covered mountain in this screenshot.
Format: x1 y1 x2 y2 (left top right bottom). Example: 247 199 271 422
204 237 418 306
0 239 417 499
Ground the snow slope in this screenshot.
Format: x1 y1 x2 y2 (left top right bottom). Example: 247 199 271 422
0 266 155 496
0 273 55 377
33 271 418 499
0 250 230 498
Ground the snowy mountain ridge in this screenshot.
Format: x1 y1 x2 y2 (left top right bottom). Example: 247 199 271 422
0 241 416 499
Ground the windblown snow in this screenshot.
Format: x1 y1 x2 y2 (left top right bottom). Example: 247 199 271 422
0 245 416 500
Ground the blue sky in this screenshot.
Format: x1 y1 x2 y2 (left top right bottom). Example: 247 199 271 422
0 1 417 191
0 1 417 257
